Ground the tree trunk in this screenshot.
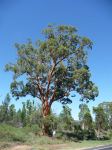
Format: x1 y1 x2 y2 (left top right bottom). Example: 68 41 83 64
42 100 51 136
82 122 85 130
42 100 50 117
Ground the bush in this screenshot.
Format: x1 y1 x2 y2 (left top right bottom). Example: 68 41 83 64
74 129 84 140
96 131 111 140
56 130 83 141
108 130 112 139
83 129 96 140
30 124 41 134
0 124 27 142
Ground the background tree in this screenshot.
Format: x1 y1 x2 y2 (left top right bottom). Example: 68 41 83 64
99 102 112 130
83 112 95 140
79 103 95 139
16 109 22 127
93 106 108 139
8 104 16 124
0 93 11 123
21 102 27 127
58 105 74 131
79 104 90 129
108 103 112 130
5 24 98 135
83 112 93 130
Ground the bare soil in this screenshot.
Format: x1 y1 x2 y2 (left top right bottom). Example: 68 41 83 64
4 144 74 150
2 145 31 150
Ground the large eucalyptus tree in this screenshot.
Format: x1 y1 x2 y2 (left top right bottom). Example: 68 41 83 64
6 25 98 134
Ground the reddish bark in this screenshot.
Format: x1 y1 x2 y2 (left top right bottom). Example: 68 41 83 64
42 99 51 135
42 100 50 117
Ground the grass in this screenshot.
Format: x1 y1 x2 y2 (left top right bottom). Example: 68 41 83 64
0 124 112 150
69 140 112 149
1 140 112 150
30 139 112 150
0 124 28 142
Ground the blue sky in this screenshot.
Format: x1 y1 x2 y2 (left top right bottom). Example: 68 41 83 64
0 0 112 119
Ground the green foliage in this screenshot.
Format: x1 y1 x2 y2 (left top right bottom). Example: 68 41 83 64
93 106 109 139
83 129 96 140
99 102 112 130
56 131 83 141
30 124 41 134
0 124 61 145
0 94 112 142
5 24 98 106
5 24 99 135
58 105 74 131
93 106 108 131
41 112 58 136
20 100 37 127
0 94 15 123
79 104 93 130
0 124 27 142
79 104 90 121
83 112 93 129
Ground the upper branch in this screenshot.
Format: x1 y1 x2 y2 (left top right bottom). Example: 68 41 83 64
46 63 56 98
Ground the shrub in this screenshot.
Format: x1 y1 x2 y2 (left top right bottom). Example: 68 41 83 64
56 130 83 141
83 129 96 140
0 124 27 142
96 131 111 140
31 124 41 134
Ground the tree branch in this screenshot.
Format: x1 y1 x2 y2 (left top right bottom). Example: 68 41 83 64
36 76 45 102
46 63 56 98
29 75 45 102
49 89 56 107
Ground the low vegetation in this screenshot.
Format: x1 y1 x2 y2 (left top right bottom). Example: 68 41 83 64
0 95 112 149
0 124 112 150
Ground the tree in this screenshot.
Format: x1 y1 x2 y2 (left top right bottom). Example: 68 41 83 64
99 102 112 130
79 104 90 129
8 104 16 124
79 104 95 139
21 102 27 127
93 106 108 139
5 24 98 135
108 103 112 129
83 112 93 130
59 105 74 131
0 93 11 123
83 112 96 140
24 100 36 127
16 109 22 127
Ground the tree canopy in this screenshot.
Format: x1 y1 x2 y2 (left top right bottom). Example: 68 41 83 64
5 24 98 118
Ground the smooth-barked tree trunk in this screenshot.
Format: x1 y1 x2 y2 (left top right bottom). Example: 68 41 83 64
42 99 51 135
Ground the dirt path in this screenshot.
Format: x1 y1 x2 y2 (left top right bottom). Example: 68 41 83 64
48 144 71 150
5 144 73 150
3 145 32 150
3 143 86 150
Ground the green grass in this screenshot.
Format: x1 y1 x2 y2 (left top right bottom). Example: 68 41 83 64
69 140 112 149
